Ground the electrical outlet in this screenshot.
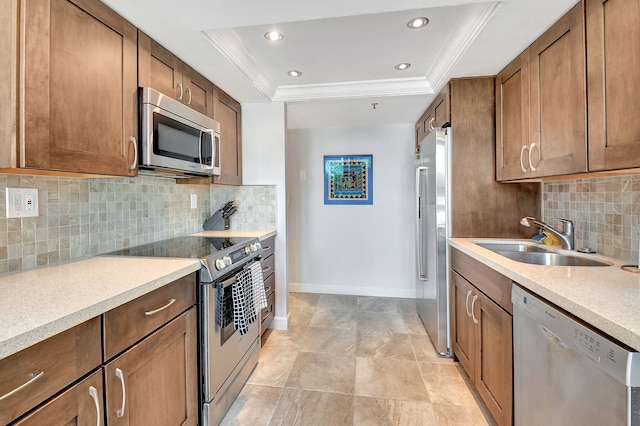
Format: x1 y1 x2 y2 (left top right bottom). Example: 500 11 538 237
6 188 39 218
190 194 197 209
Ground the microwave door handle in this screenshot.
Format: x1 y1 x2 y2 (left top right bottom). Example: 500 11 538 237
200 129 214 170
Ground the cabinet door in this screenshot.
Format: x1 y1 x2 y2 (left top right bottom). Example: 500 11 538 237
213 87 242 185
182 64 214 118
496 51 530 181
432 86 450 128
529 2 587 178
13 371 104 426
473 291 513 426
451 271 475 379
104 308 198 426
415 120 423 153
422 108 434 137
21 0 137 176
587 0 640 171
138 31 183 102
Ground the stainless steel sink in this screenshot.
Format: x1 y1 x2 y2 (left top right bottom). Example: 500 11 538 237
498 251 612 267
473 241 613 267
475 242 552 253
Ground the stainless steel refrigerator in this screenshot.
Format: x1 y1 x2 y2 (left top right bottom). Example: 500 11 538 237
415 128 451 356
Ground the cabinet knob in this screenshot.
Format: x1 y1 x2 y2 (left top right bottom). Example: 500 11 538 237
177 82 184 101
128 136 138 171
529 142 539 172
520 145 529 173
185 87 192 105
471 295 479 324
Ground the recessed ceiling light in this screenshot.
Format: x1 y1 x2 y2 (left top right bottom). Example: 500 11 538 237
264 31 284 42
407 17 429 29
288 70 302 77
395 63 411 71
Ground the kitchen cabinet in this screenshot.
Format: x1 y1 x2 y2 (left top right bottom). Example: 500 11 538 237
138 31 214 118
0 317 102 425
103 273 198 426
586 0 640 171
260 235 276 344
496 2 587 181
213 87 243 185
414 86 450 151
451 248 513 426
0 0 138 176
13 371 104 426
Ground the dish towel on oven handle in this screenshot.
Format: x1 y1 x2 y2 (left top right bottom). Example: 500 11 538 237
232 261 267 335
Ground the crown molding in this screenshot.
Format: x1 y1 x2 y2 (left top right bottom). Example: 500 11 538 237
201 29 276 100
426 1 502 92
272 77 434 101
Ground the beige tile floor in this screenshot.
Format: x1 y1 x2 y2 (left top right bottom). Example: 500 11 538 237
221 293 497 426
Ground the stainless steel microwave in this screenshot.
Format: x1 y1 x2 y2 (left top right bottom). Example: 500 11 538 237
139 87 220 176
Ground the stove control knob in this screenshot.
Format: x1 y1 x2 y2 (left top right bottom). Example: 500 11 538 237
256 242 262 250
244 246 251 255
215 258 226 270
250 243 258 252
223 256 232 266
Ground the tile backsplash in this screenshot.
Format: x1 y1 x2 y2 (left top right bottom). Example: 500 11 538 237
0 173 276 274
543 175 640 263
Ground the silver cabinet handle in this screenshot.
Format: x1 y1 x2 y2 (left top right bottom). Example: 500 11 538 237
264 286 273 293
262 266 272 273
464 290 473 317
520 145 529 173
0 370 44 401
115 368 126 418
185 87 192 105
428 117 435 132
177 82 184 101
471 295 479 325
262 246 271 251
529 142 538 172
128 136 137 171
144 298 176 316
88 385 101 426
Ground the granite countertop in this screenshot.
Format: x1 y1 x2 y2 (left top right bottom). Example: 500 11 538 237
449 238 640 351
0 256 200 361
189 229 277 240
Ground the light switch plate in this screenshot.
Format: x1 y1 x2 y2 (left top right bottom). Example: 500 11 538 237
190 194 197 209
6 187 39 218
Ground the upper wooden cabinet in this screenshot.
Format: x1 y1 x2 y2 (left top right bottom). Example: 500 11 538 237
414 86 451 150
497 2 587 181
213 87 243 185
586 0 640 171
3 0 138 176
138 31 214 118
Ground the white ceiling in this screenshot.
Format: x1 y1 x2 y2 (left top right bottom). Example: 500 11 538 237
102 0 578 129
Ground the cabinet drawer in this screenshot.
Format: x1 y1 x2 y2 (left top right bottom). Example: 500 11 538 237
261 236 275 258
0 317 101 425
263 272 275 298
261 254 275 279
261 290 276 332
103 273 196 360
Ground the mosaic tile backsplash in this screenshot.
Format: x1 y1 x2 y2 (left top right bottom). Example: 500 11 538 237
0 174 276 274
543 175 640 263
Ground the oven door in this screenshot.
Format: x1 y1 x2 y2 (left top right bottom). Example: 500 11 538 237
201 266 260 402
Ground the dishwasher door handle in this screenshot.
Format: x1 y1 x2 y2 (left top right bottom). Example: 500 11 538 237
539 324 570 350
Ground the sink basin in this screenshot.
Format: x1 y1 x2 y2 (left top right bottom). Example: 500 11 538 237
495 251 612 267
473 241 613 267
475 242 552 253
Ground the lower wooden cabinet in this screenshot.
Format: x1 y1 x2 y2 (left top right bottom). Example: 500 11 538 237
104 307 198 426
13 370 104 426
260 235 276 344
451 249 513 426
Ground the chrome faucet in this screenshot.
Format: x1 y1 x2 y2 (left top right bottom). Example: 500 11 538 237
520 216 575 251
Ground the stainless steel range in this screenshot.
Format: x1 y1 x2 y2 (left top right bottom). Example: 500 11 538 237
106 235 263 426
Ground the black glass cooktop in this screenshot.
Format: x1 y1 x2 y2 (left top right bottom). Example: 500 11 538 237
105 236 255 259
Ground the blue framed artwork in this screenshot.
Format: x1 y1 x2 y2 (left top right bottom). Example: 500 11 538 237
324 155 373 205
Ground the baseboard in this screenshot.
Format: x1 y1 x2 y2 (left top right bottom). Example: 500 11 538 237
269 313 290 330
288 282 415 299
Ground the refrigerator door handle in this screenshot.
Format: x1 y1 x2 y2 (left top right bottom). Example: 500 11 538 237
416 166 428 281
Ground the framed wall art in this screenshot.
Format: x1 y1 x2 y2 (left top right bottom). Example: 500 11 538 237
323 155 373 205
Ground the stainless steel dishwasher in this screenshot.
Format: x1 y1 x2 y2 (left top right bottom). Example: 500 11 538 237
512 284 640 425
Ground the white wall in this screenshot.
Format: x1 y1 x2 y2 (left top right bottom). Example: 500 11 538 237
287 124 416 298
242 101 289 329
